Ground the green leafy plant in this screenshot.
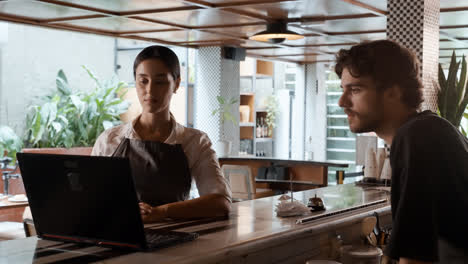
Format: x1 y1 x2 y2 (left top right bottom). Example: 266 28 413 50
0 126 23 163
265 95 279 137
437 51 468 135
24 66 130 148
212 96 238 139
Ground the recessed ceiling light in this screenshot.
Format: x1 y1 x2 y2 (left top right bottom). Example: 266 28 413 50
249 21 304 44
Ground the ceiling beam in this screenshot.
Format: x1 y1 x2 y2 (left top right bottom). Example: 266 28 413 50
440 24 468 30
440 7 468 13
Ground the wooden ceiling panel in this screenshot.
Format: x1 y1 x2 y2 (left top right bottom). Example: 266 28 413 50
273 54 335 63
440 1 468 9
439 49 468 57
54 0 191 13
282 35 355 46
244 47 311 57
440 11 468 26
241 40 278 48
204 25 267 38
440 28 468 39
57 17 173 33
205 24 311 39
354 0 387 12
0 0 97 20
323 16 386 32
225 0 374 20
132 29 237 43
439 40 468 49
139 9 262 28
328 31 386 42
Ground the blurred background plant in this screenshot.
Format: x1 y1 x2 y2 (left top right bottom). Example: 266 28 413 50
0 125 23 164
437 51 468 135
212 96 238 139
265 95 279 137
24 66 130 148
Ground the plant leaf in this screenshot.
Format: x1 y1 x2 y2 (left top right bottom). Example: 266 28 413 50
445 51 461 125
56 70 71 96
437 65 447 117
217 96 225 105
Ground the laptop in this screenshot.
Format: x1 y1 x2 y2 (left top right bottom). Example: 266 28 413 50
16 152 198 251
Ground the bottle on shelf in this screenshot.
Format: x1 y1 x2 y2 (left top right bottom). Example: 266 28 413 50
256 118 262 138
260 117 265 138
263 119 269 138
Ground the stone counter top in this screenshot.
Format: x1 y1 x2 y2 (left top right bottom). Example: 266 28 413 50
0 184 391 264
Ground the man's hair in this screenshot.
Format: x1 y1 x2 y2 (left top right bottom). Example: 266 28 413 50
335 40 423 109
133 45 180 80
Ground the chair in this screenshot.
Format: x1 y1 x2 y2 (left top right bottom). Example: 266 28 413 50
221 165 276 201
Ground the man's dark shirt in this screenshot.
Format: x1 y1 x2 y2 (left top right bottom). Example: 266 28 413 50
385 110 468 262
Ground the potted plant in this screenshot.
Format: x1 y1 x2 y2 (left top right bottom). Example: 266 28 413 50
212 96 238 157
264 95 279 137
0 125 23 165
436 51 468 135
24 66 130 149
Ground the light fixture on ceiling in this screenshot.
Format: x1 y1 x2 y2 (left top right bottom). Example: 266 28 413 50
249 21 304 44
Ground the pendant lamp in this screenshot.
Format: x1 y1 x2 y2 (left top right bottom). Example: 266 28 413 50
249 21 303 44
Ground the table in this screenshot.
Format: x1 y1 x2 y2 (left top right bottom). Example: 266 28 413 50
0 196 28 222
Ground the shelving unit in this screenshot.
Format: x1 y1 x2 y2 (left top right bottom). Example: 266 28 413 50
239 58 274 157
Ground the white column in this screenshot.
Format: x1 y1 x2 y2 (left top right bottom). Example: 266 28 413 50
195 47 240 155
304 63 327 161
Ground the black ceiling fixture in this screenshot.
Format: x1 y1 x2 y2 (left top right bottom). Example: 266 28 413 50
249 21 304 44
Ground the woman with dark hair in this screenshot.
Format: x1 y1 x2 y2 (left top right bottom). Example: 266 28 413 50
92 45 231 223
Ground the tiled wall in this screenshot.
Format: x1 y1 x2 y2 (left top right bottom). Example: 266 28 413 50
387 0 440 111
195 47 240 155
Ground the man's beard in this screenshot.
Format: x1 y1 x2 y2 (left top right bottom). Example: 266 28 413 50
347 110 382 134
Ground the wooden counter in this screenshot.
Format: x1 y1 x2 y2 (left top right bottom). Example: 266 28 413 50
0 184 391 264
219 157 348 190
0 196 28 222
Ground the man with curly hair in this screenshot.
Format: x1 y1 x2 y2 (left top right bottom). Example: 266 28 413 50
335 40 468 263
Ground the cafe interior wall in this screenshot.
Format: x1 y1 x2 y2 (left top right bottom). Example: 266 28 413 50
0 22 115 134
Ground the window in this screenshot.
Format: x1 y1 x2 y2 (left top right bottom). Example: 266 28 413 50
325 71 360 184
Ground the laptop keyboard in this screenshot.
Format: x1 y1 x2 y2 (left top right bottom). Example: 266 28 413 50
144 229 199 250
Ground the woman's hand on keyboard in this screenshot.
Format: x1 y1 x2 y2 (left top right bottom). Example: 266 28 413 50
139 202 168 223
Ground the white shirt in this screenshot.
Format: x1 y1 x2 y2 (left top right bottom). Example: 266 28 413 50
92 116 231 202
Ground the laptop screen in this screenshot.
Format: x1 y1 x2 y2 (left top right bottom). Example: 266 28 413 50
17 153 146 249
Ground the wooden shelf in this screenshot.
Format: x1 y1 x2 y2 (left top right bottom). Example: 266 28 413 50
256 60 273 76
240 127 254 139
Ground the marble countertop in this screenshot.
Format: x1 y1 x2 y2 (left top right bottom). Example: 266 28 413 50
0 184 390 264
